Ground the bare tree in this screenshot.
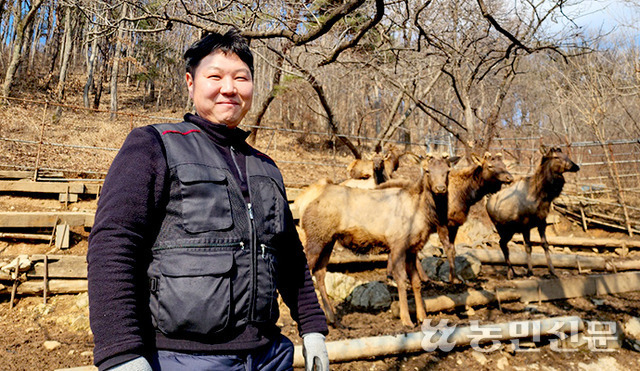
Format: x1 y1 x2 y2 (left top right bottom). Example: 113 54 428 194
2 0 45 98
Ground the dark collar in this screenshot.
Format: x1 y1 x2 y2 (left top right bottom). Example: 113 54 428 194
184 113 251 148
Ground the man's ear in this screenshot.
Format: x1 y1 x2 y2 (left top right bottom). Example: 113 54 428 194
185 72 194 99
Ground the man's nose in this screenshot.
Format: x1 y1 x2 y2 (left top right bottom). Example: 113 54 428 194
220 77 236 94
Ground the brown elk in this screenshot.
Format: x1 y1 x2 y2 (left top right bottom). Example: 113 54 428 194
438 152 514 282
301 154 458 327
486 146 580 279
346 144 403 182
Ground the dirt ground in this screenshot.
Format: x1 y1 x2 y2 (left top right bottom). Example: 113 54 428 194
1 105 640 370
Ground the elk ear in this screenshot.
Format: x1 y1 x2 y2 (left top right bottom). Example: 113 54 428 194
448 156 461 166
402 151 421 164
471 153 482 165
540 145 550 156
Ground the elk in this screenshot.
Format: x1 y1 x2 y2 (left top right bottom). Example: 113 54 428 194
437 152 514 282
301 154 457 327
486 146 580 279
346 144 403 182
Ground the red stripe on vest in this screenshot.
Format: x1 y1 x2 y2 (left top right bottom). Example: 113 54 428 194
161 129 201 136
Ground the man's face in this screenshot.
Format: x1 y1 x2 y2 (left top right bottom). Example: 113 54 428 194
186 51 253 128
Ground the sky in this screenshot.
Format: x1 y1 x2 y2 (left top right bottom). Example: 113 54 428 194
558 0 639 35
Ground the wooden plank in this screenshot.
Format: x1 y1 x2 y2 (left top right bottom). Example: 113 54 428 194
28 256 87 279
503 271 640 303
0 211 95 228
58 193 79 202
55 224 70 249
0 180 85 194
0 279 88 295
0 170 34 179
512 234 640 249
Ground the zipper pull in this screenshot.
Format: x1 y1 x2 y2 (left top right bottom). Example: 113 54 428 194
240 241 245 250
247 203 254 220
260 244 266 258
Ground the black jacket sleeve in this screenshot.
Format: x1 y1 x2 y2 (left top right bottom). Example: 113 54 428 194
87 126 168 368
276 196 329 337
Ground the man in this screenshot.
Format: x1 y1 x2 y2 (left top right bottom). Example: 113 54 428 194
87 28 329 371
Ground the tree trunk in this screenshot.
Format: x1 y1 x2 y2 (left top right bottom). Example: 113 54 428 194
28 10 44 72
2 0 45 98
247 51 285 145
109 4 127 120
55 5 74 112
93 57 108 110
83 30 99 108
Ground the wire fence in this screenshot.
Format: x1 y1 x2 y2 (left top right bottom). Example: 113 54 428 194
1 96 639 234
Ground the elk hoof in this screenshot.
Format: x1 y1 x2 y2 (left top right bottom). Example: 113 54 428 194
401 317 415 328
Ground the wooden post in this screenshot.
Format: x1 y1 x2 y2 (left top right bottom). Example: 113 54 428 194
9 268 18 309
33 101 49 181
43 255 48 304
579 205 588 232
606 143 633 236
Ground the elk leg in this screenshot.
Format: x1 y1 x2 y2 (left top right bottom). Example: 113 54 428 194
522 229 534 276
415 255 429 282
313 267 336 325
390 249 413 327
538 224 557 277
498 231 516 280
407 252 427 323
437 225 458 284
307 237 337 325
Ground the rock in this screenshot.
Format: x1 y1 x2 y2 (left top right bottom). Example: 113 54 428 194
591 299 605 306
420 243 442 258
75 293 89 309
457 219 493 244
347 281 392 311
470 351 488 365
43 340 61 351
577 356 622 371
585 320 624 350
559 332 589 349
437 253 482 282
623 317 640 340
81 350 93 357
496 356 509 370
70 314 90 332
324 272 360 302
420 257 443 280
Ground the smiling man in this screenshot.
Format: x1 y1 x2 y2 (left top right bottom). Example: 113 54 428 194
87 28 329 371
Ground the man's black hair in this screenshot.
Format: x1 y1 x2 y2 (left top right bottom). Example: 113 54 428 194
184 28 254 77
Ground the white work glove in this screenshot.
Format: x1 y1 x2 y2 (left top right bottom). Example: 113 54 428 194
302 332 329 371
107 356 153 371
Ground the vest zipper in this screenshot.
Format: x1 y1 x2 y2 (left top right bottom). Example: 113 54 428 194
230 146 245 183
247 202 257 320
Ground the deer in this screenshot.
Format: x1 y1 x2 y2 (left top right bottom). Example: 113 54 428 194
301 153 458 327
486 146 580 279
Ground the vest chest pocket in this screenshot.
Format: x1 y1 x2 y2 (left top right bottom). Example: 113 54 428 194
251 176 287 235
154 250 234 336
176 164 233 233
